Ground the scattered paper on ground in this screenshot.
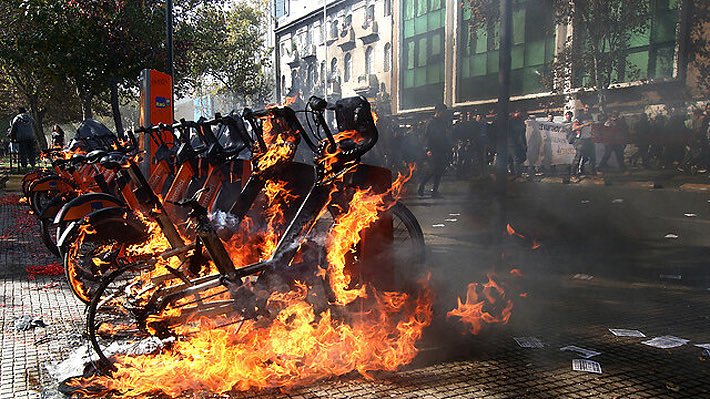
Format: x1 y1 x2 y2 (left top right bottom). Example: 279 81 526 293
449 213 461 216
573 274 594 281
561 346 601 359
684 213 697 217
659 274 682 280
642 336 689 349
444 218 458 222
572 359 602 374
693 343 710 350
514 337 544 348
609 328 646 337
432 224 445 228
580 200 590 204
664 234 679 239
612 198 624 203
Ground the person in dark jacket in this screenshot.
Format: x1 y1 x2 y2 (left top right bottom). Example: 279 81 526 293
418 103 451 198
9 107 37 168
51 125 65 148
508 110 527 176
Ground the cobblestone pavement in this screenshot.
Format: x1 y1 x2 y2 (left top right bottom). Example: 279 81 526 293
1 190 709 399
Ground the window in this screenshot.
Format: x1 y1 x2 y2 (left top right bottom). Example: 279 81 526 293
401 0 446 109
344 53 352 82
384 0 391 17
331 57 338 76
457 0 556 102
275 0 288 18
573 0 679 85
384 43 392 72
307 64 315 91
281 75 286 95
330 20 339 39
320 62 326 86
366 47 374 75
622 0 679 81
365 4 375 26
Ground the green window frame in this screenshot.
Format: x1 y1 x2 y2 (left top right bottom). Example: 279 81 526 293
401 0 446 109
456 0 556 102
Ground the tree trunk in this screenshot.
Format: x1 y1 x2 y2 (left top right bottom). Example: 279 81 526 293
591 51 607 117
78 86 93 120
110 78 124 134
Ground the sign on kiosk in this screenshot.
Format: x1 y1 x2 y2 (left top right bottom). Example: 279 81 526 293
139 69 174 174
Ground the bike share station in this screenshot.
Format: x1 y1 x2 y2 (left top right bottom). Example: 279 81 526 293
15 66 431 397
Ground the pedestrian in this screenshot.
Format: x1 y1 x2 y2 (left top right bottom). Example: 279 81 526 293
418 103 451 198
9 107 37 169
508 110 527 177
679 108 707 173
51 124 65 148
598 111 629 173
570 105 596 180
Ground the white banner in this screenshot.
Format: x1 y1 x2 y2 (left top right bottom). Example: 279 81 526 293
525 121 576 166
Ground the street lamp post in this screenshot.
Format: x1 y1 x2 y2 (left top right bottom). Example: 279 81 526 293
166 0 174 78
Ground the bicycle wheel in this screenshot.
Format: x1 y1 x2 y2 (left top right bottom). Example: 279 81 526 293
64 215 147 304
40 217 61 257
87 262 161 369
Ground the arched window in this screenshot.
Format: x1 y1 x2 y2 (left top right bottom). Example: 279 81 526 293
320 62 326 85
384 0 391 16
307 64 315 91
384 43 392 72
281 75 286 95
344 53 352 82
330 20 339 39
330 58 338 77
365 47 374 75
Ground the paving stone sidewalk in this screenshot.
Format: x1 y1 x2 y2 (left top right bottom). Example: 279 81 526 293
1 192 709 399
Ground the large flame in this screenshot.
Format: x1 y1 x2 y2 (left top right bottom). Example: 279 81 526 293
67 166 431 397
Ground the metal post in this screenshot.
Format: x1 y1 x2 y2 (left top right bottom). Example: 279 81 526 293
323 0 328 101
166 0 174 78
495 0 512 193
492 0 512 253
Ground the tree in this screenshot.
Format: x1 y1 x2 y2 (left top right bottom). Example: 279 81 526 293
181 0 272 107
686 0 710 95
549 0 652 115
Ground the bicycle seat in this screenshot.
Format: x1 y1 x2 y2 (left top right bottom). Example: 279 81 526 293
70 153 87 166
99 152 129 169
85 150 108 164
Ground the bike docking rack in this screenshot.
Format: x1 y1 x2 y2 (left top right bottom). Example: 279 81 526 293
28 96 428 397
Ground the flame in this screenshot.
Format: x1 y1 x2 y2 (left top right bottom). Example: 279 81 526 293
284 95 297 107
67 166 431 397
252 116 298 174
324 168 414 305
68 280 431 396
447 274 513 335
371 110 379 125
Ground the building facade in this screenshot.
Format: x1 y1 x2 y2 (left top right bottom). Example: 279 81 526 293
274 0 702 118
274 0 394 113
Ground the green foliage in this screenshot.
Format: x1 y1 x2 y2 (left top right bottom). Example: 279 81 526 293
0 0 271 132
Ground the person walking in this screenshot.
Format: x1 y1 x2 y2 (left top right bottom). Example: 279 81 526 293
51 125 65 148
598 111 629 173
508 110 527 177
570 105 596 180
418 103 451 198
9 107 37 169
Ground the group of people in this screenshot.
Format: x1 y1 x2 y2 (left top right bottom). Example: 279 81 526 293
4 107 65 170
394 102 710 198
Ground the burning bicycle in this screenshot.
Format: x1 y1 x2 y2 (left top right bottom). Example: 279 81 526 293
70 96 429 390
